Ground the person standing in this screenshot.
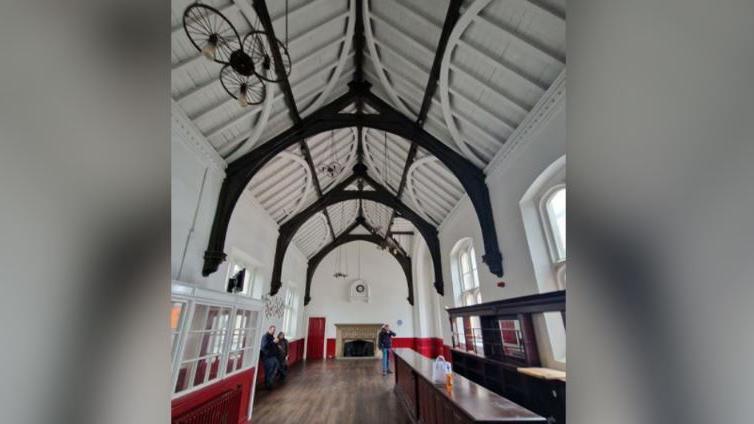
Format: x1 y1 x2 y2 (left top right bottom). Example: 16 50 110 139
276 331 289 381
260 325 279 389
378 324 396 376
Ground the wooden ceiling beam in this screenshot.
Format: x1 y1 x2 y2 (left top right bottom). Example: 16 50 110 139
386 0 462 236
253 0 301 124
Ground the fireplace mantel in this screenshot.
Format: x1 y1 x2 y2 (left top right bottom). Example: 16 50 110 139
334 324 384 359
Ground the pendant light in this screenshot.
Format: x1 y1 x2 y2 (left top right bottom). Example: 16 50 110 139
182 1 292 107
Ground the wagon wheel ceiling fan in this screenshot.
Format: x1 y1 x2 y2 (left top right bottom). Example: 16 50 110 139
182 1 292 107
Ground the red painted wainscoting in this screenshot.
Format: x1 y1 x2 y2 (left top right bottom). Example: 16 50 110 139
256 338 305 386
442 344 453 362
287 338 305 365
391 338 452 362
326 338 336 359
318 337 450 361
171 367 255 424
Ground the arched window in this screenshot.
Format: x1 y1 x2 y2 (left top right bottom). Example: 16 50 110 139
455 240 481 306
520 157 566 368
543 185 566 262
450 238 483 352
281 285 299 338
540 185 566 288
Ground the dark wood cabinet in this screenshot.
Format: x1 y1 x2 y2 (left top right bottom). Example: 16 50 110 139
447 291 566 424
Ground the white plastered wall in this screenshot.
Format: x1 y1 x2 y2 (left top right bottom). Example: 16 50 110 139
432 97 566 368
304 240 415 344
171 120 308 340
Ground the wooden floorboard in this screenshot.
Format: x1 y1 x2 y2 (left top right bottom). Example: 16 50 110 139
251 359 412 424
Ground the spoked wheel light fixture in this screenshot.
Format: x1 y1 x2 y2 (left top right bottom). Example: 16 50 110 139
182 2 292 107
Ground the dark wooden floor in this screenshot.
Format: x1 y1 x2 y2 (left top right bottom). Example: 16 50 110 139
251 359 412 424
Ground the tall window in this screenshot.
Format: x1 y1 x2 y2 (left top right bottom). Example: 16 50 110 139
541 185 566 288
281 287 298 338
451 239 483 353
544 186 566 262
520 158 566 368
456 241 481 306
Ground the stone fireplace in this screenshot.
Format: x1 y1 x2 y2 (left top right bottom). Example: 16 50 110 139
343 339 374 357
334 324 383 359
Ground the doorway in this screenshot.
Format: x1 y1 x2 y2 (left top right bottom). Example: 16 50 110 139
306 317 326 360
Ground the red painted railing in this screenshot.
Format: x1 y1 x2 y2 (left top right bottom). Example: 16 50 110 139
173 385 242 424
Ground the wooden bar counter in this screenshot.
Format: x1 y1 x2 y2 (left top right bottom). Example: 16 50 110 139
393 349 546 423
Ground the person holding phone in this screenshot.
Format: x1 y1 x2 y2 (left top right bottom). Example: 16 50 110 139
378 324 396 376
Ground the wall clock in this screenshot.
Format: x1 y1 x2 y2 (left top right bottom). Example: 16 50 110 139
349 279 369 303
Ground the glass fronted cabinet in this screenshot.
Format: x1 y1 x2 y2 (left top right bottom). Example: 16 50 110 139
446 291 565 423
171 281 264 397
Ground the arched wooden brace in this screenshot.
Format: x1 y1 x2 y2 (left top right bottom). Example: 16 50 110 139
201 82 503 279
270 169 443 298
305 231 413 307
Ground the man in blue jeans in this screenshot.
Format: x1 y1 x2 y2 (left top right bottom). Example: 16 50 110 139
378 324 396 376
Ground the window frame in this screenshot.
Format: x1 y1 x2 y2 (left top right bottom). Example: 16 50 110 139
539 184 566 290
171 301 188 361
225 307 259 375
455 240 481 308
171 282 264 400
225 260 257 298
281 286 298 338
539 184 566 264
519 156 566 369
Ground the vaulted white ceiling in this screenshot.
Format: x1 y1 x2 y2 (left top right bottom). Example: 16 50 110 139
171 0 566 258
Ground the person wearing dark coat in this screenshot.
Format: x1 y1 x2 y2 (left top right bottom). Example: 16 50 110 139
260 325 279 388
276 332 289 380
378 324 396 376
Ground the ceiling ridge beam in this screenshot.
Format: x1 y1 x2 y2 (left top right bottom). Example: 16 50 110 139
354 0 365 84
253 0 301 124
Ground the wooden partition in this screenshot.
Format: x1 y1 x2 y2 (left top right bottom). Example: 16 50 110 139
447 291 566 423
393 349 545 424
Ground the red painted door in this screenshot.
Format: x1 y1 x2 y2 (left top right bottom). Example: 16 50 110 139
306 317 325 360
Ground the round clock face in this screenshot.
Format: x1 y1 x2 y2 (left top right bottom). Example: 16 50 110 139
355 284 365 293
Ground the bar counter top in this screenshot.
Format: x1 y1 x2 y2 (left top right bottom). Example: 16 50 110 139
393 348 545 422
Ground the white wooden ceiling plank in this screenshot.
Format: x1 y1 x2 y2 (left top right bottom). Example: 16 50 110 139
472 11 565 64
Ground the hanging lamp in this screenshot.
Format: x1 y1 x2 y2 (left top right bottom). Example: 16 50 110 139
182 1 292 107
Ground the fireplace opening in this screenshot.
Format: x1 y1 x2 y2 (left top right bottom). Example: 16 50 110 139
343 339 375 357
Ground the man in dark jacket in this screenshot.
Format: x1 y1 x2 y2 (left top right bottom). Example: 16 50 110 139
378 324 396 376
260 325 279 388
